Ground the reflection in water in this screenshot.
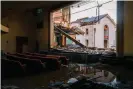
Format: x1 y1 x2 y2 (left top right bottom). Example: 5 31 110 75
68 64 133 89
2 63 133 89
69 64 116 83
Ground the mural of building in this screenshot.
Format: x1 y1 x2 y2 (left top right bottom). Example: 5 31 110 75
71 14 116 48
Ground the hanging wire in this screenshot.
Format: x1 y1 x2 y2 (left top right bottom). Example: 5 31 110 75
71 1 96 8
52 0 113 20
52 0 113 29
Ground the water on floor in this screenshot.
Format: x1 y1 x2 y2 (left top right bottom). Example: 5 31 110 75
2 63 133 89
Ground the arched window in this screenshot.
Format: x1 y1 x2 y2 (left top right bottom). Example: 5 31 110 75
104 25 109 48
104 25 109 40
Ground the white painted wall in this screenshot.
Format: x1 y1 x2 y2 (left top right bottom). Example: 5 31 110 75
99 16 116 48
76 25 94 47
72 15 116 48
94 22 104 48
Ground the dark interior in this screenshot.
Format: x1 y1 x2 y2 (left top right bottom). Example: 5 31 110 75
1 1 133 89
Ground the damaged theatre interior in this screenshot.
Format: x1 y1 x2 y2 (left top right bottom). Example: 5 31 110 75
1 0 133 89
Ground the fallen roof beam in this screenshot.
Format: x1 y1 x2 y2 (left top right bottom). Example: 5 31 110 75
54 25 86 48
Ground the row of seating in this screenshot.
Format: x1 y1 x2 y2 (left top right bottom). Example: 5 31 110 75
25 52 69 65
14 53 61 70
5 54 45 73
2 52 69 78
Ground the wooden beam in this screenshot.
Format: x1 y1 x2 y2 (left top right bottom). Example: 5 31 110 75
54 25 86 47
1 24 9 33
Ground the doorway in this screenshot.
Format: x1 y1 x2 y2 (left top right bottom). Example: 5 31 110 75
104 40 108 48
16 36 28 53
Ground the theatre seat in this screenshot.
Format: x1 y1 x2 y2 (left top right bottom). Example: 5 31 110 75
6 54 45 73
24 52 69 65
1 58 25 78
16 53 61 70
33 53 68 65
25 52 34 55
28 55 61 70
25 52 46 57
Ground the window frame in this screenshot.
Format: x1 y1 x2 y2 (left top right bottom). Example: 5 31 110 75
85 39 89 46
86 28 89 35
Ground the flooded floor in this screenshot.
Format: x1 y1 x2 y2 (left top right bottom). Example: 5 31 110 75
2 63 133 89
